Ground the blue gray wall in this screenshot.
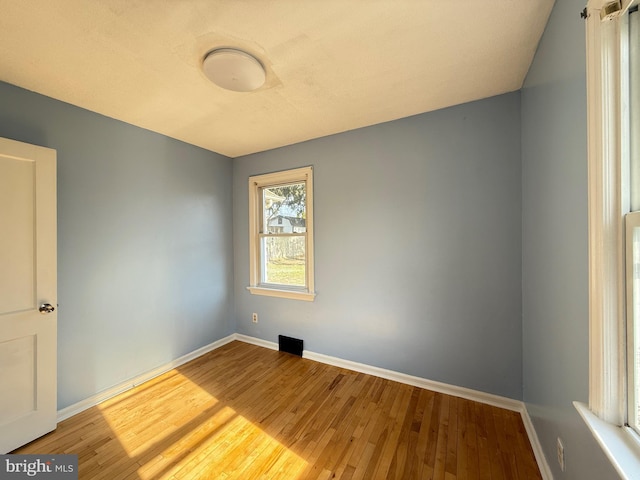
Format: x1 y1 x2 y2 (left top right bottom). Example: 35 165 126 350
0 81 235 410
521 1 618 478
233 93 523 399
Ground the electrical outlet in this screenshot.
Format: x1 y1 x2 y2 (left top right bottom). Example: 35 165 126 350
557 437 565 472
252 313 258 323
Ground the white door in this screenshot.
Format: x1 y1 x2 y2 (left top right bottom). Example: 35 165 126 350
0 137 57 454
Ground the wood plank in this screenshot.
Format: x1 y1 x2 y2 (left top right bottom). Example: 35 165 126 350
414 388 436 479
13 341 542 479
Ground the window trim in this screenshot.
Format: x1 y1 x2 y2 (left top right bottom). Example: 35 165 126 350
247 166 316 301
582 0 640 477
586 0 626 427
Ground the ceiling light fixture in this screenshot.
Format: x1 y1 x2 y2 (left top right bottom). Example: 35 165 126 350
202 48 266 92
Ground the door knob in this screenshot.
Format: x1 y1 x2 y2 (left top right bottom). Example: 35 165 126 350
39 303 55 314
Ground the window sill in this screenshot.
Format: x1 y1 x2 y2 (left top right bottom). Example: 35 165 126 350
246 286 316 302
574 401 640 479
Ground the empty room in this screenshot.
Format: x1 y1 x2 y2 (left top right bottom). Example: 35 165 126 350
1 0 639 479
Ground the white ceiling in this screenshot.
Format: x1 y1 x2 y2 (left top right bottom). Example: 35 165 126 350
0 1 555 158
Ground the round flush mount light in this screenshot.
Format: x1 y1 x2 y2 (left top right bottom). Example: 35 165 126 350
202 48 266 92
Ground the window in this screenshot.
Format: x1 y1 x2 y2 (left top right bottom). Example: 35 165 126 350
626 4 640 435
579 0 640 476
247 166 315 301
626 210 640 434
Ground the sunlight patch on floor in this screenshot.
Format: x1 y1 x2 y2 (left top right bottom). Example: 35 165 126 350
96 371 308 479
147 414 309 479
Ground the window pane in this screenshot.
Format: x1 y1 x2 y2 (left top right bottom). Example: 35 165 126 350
629 6 640 435
262 182 306 234
632 225 640 431
262 236 306 286
631 7 640 211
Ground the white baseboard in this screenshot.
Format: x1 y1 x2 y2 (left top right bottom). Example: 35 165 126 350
303 349 523 412
57 334 236 422
520 405 553 480
234 333 278 351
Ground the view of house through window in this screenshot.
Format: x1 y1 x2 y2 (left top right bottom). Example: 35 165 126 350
260 181 307 286
248 166 315 301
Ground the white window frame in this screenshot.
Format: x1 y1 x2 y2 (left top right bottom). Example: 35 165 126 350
247 166 316 301
577 1 640 477
625 211 640 435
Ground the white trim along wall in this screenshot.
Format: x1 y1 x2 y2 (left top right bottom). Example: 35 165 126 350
57 334 552 479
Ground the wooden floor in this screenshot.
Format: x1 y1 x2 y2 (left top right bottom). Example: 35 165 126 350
15 341 542 479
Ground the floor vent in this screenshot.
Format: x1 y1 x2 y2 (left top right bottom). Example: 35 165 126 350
278 335 303 357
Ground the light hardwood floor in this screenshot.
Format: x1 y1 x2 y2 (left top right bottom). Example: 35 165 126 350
15 341 542 479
